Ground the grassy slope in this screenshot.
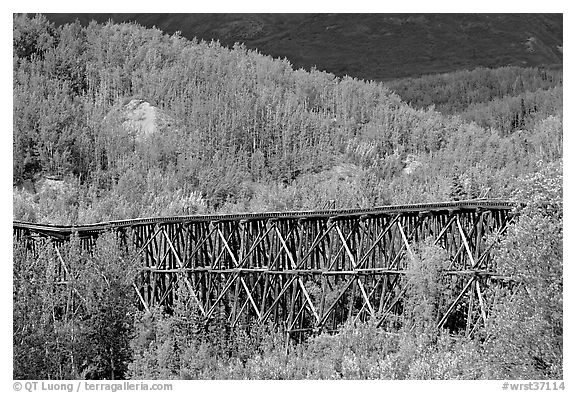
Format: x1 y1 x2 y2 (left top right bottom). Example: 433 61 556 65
43 13 562 81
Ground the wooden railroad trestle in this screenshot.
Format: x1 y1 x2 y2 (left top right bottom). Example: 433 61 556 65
13 200 515 338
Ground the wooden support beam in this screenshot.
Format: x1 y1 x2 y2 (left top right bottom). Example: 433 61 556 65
335 225 374 317
217 228 262 319
318 278 355 326
354 270 394 323
473 221 511 269
433 214 456 246
54 247 88 304
386 216 425 270
437 277 475 329
232 273 265 327
131 229 161 264
275 226 320 324
162 229 206 316
465 286 474 337
397 221 414 259
298 222 337 266
376 278 412 327
354 215 400 268
181 225 218 268
133 282 151 313
476 280 488 326
457 216 476 268
356 277 375 317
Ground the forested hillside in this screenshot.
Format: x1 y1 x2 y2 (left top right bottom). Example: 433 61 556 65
13 14 562 225
13 14 562 380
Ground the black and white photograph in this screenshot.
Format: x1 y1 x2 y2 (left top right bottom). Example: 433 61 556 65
10 8 566 387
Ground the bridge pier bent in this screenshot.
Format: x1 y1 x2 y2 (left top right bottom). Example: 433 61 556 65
14 200 515 338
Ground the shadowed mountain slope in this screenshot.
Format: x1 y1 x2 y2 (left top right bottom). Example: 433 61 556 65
44 13 562 81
